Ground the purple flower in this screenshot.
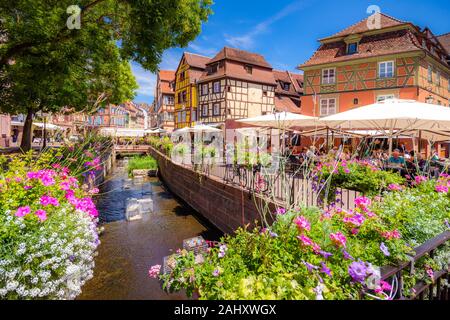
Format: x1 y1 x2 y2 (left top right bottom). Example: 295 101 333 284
445 219 450 229
276 208 286 215
342 249 354 260
24 185 33 190
320 262 332 277
320 251 333 259
348 260 368 283
212 269 220 277
380 242 390 256
302 261 318 273
269 231 278 238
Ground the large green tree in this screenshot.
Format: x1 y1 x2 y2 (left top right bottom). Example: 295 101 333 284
0 0 213 150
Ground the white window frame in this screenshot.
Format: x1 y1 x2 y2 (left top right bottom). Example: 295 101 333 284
213 103 220 116
322 68 336 85
376 94 396 102
201 104 208 117
213 81 221 93
201 83 209 96
428 65 433 83
320 98 337 116
378 61 394 78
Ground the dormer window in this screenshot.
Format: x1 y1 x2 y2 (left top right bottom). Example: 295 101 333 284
208 64 218 75
347 42 358 54
282 82 290 91
422 39 427 49
244 65 253 74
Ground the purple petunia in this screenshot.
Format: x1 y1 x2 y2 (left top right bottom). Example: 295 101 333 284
380 242 390 256
302 260 318 273
320 251 333 259
348 260 368 283
342 249 354 260
320 262 332 277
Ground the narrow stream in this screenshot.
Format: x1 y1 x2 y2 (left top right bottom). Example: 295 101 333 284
78 158 222 300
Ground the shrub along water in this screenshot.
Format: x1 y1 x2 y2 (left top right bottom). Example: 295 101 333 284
127 156 158 177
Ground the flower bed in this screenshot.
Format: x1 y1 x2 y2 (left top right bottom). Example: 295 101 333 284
150 176 449 300
0 151 100 300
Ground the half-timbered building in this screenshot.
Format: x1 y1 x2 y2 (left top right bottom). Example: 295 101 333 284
197 47 277 125
155 70 176 132
174 52 210 129
299 13 450 117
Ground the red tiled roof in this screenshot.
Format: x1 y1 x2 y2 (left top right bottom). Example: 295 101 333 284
208 47 272 69
437 33 450 54
301 29 422 67
198 61 277 85
159 70 175 94
274 96 301 113
324 13 408 40
273 70 303 95
184 52 210 69
159 70 175 81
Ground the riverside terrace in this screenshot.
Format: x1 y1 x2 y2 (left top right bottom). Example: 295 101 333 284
146 139 450 301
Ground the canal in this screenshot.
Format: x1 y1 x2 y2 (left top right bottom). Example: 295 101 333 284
78 158 222 300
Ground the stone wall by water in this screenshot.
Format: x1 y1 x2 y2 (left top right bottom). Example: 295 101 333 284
148 147 275 234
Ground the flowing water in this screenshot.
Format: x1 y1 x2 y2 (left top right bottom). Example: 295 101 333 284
78 158 222 300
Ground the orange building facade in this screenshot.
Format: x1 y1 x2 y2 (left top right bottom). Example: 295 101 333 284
299 13 450 155
300 14 450 117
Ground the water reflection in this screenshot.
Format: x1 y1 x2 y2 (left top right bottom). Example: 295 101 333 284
78 158 222 300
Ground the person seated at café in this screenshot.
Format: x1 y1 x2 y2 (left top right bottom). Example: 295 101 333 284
388 149 405 167
430 149 440 161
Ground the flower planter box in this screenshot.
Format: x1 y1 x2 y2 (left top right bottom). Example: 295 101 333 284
183 236 208 255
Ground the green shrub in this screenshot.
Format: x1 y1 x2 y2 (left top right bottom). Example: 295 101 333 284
127 156 158 176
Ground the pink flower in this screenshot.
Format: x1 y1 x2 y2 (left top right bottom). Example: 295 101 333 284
276 208 286 215
330 232 347 248
415 175 428 184
15 206 31 217
35 209 47 222
60 181 71 191
88 187 99 195
435 185 448 193
24 185 33 190
354 196 371 208
40 195 60 207
293 216 311 232
297 235 313 247
381 229 401 240
148 265 161 278
380 280 392 292
388 184 402 191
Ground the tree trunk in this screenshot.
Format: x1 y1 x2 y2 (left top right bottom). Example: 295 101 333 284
20 108 34 152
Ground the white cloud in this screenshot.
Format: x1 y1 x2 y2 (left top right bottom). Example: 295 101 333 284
225 0 308 49
188 43 217 56
131 63 156 98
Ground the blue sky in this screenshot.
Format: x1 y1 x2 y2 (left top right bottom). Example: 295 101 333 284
132 0 450 104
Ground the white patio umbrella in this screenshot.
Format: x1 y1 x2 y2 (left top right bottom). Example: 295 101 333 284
319 99 450 154
236 112 319 128
175 124 221 133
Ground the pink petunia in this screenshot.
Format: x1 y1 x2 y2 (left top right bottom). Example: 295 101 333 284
15 206 31 217
35 209 47 222
293 216 311 233
330 232 347 248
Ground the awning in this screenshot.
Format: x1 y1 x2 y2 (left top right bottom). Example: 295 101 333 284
33 122 62 130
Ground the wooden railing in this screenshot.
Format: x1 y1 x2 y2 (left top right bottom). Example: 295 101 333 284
381 230 450 300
